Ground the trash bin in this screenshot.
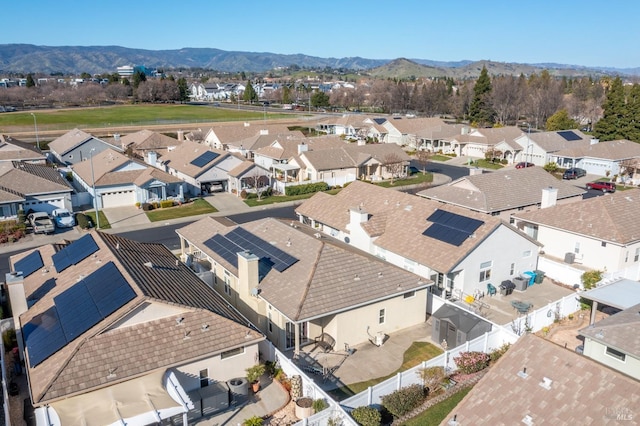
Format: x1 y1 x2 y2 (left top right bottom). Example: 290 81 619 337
500 280 515 295
523 271 536 286
534 270 545 284
513 276 528 292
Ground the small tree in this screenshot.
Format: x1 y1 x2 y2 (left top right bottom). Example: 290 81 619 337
244 169 270 201
416 366 445 393
382 153 405 185
546 108 579 131
581 270 603 290
243 80 258 103
415 150 431 174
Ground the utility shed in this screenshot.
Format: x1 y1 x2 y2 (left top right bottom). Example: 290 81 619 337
431 304 492 348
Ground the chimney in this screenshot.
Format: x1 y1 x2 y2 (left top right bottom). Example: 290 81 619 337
461 126 469 135
590 138 599 145
5 271 28 357
259 129 269 135
146 151 158 166
297 143 309 154
541 186 558 209
349 207 369 225
114 133 121 146
237 250 259 297
177 130 184 141
469 167 483 176
357 139 366 146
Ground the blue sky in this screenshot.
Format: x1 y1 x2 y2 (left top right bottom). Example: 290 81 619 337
10 1 640 69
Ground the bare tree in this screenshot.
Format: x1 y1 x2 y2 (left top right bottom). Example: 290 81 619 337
415 150 431 174
491 75 524 125
618 158 639 187
382 153 405 185
244 169 270 200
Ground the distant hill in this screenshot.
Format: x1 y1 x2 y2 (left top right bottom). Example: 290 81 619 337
0 44 633 77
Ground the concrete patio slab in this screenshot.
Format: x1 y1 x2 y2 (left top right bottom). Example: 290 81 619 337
101 206 151 229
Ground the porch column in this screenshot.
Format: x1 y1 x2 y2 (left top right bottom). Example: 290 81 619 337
294 322 301 356
180 237 186 256
589 301 599 325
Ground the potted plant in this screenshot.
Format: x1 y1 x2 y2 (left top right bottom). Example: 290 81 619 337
295 397 314 419
246 363 265 393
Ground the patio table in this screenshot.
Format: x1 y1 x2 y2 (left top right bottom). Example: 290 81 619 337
511 300 533 314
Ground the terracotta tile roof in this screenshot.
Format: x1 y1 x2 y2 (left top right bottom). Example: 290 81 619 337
209 123 293 145
0 135 45 161
13 232 260 405
418 167 585 213
472 126 525 145
296 181 506 273
160 140 229 178
385 117 447 134
255 135 346 160
233 131 305 151
554 139 640 160
522 129 592 152
579 302 640 357
414 123 468 140
71 148 129 184
48 129 100 156
133 167 182 186
300 143 410 171
441 334 639 425
227 160 257 178
176 217 431 322
513 189 640 244
118 129 182 152
0 163 71 196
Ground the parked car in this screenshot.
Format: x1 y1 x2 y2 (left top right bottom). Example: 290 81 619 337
585 181 616 193
27 212 55 234
515 162 534 169
563 168 587 179
51 208 76 228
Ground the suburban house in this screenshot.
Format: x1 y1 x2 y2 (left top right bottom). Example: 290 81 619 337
288 142 412 186
7 232 264 425
448 126 524 161
512 189 640 286
382 116 449 148
228 130 305 159
550 138 640 181
71 148 184 209
441 333 638 425
0 135 46 163
0 161 73 217
511 129 593 167
316 114 373 139
157 140 244 195
203 123 292 151
579 302 640 380
296 181 540 299
226 160 271 197
414 122 469 153
176 216 432 354
48 128 121 165
417 167 585 221
116 129 184 160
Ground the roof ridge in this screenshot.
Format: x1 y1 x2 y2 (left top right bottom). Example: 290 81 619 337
294 241 323 321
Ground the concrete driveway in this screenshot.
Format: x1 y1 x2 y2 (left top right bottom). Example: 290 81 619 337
101 206 150 229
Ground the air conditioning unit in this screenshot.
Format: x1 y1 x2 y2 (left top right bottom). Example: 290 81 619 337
564 252 575 264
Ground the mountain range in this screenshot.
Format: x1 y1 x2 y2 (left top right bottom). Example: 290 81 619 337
1 44 638 78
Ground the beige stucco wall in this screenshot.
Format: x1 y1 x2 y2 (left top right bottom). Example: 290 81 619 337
583 338 640 381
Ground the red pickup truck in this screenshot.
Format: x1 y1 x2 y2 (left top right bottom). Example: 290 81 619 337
585 181 616 193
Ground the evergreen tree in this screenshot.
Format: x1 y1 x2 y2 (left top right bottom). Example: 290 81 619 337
282 86 292 104
468 66 494 126
243 80 258 103
132 70 146 89
26 74 36 88
623 83 640 142
311 90 330 108
177 77 190 102
593 77 626 141
546 109 579 131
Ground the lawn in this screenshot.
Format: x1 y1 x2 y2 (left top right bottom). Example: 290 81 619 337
472 159 504 170
328 342 443 400
375 172 433 188
145 198 217 222
243 188 341 207
430 154 453 162
400 386 473 426
0 104 291 131
85 210 111 230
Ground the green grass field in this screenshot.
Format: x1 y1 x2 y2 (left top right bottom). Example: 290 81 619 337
0 104 292 131
400 386 473 426
145 198 217 222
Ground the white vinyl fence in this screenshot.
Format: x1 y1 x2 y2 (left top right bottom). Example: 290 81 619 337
506 293 581 336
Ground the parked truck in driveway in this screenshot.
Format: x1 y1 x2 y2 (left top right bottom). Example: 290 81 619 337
27 212 55 234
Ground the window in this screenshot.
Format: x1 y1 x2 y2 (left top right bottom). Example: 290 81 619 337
602 241 607 248
199 369 209 387
221 347 244 359
625 251 629 263
522 250 531 258
574 242 581 254
224 270 231 295
605 346 626 362
403 290 416 299
510 263 515 275
268 312 273 333
479 261 492 282
378 308 386 324
635 248 640 262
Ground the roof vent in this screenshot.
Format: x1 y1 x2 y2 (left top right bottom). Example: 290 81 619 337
107 367 117 379
144 261 154 268
517 366 528 379
378 272 383 278
522 414 534 425
539 377 552 390
116 243 120 250
176 317 184 326
595 330 604 339
201 324 209 332
286 238 291 247
354 274 360 281
175 259 179 266
183 331 191 340
447 415 459 426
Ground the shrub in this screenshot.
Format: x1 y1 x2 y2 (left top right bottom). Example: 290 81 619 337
243 416 263 426
380 384 426 418
285 182 329 196
76 213 91 229
160 200 174 208
417 366 445 392
351 406 382 426
141 203 154 211
3 329 16 349
240 189 248 199
135 202 141 208
489 343 511 363
17 209 25 225
313 398 328 413
453 351 490 374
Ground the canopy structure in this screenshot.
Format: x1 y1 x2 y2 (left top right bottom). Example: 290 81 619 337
35 370 192 426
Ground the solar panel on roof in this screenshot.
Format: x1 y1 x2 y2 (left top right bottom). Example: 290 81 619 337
424 209 484 246
52 250 72 273
14 250 44 278
423 224 470 246
52 234 99 273
84 261 135 317
190 151 220 167
204 234 244 268
557 130 581 141
23 306 66 367
55 283 102 341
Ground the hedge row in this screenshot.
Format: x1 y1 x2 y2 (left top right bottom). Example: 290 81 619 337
285 182 329 196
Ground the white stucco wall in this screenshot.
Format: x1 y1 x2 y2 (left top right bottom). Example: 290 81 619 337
583 338 640 381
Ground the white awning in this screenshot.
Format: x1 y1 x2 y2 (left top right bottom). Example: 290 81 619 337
38 370 191 426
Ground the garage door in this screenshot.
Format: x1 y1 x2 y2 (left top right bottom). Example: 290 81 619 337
101 190 135 208
23 198 65 214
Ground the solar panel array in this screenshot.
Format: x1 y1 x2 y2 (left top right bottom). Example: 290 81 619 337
24 261 136 367
14 250 44 278
190 151 220 167
557 130 581 141
423 209 485 246
203 227 299 274
52 234 99 273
